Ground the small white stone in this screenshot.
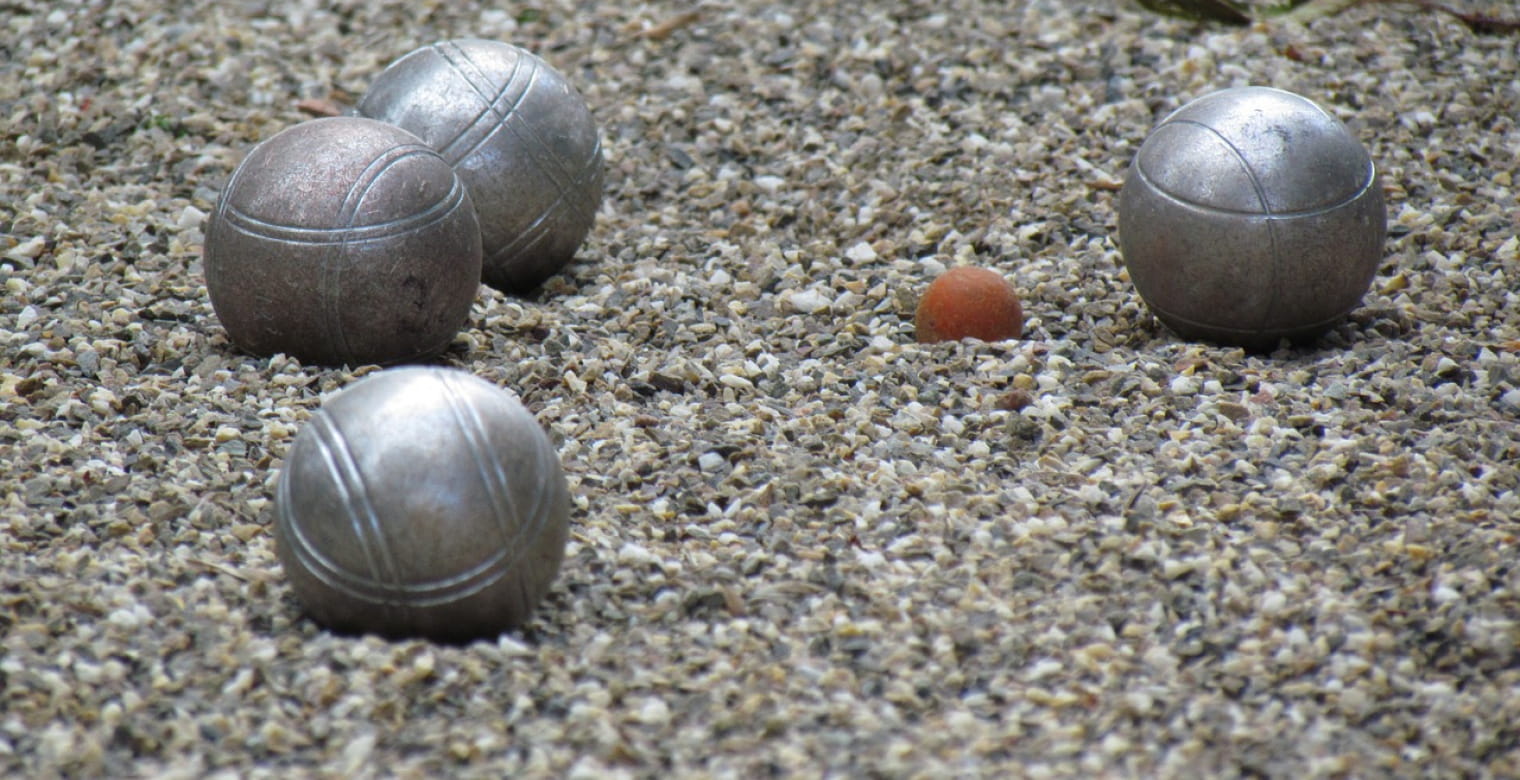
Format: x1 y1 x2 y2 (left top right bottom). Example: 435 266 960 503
177 205 206 232
1498 235 1519 262
88 388 118 415
718 373 754 391
635 697 671 726
753 175 785 194
107 607 143 629
845 241 878 263
340 731 378 775
5 235 45 261
617 542 657 566
1027 658 1064 680
783 288 832 314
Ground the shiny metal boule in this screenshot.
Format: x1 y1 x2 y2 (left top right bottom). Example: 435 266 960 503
358 39 604 294
204 117 482 367
1118 86 1386 351
275 367 571 642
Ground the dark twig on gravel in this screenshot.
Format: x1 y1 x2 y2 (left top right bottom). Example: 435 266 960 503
1138 0 1520 33
1135 0 1253 25
1373 0 1520 34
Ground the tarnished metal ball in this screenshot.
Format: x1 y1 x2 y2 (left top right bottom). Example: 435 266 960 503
275 366 570 642
358 39 604 295
1118 86 1386 351
204 117 482 366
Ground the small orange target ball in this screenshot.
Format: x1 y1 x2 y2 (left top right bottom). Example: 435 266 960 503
914 266 1024 343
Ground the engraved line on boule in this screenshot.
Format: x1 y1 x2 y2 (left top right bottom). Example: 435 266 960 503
205 138 262 300
435 40 537 166
1134 129 1377 219
494 84 602 224
493 90 602 228
438 373 546 576
1147 118 1283 334
218 172 467 245
325 142 427 365
316 373 528 609
488 207 557 266
439 44 572 264
501 417 559 618
442 41 602 232
486 136 603 264
507 407 555 567
508 410 554 554
520 416 558 554
440 371 522 544
484 137 603 266
292 411 406 610
317 238 349 365
427 39 603 270
275 454 300 562
431 40 518 163
289 403 511 608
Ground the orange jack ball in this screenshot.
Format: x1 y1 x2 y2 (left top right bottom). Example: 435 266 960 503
914 266 1024 344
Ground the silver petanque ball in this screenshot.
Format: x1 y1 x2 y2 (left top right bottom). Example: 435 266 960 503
275 366 571 642
357 38 604 295
204 117 482 367
1118 86 1386 351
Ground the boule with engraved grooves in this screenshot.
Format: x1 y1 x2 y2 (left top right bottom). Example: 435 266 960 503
275 367 571 642
1118 86 1386 351
358 38 604 295
203 117 482 367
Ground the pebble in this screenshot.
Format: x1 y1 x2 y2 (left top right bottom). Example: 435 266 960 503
782 288 833 314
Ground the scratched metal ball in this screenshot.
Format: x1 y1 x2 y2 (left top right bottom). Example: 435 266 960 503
275 366 570 642
1118 86 1386 351
204 117 482 366
358 38 604 294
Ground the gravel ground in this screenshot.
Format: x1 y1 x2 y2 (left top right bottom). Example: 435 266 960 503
4 0 1520 776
